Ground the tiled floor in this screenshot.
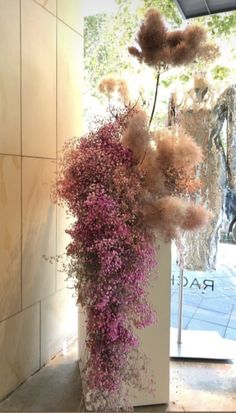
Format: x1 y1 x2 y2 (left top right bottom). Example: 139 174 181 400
0 340 236 412
171 242 236 342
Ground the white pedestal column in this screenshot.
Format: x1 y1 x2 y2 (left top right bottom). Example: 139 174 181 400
78 240 171 407
131 239 171 406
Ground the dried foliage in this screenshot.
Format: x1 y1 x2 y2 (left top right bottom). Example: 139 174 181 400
128 9 219 67
194 71 209 90
99 77 130 105
121 109 151 161
99 77 116 95
141 128 202 197
143 197 210 241
137 126 209 240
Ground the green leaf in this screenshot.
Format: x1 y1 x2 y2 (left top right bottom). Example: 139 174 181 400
212 65 230 80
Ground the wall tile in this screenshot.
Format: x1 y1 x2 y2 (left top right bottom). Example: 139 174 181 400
21 0 56 158
0 0 20 155
57 0 83 35
41 288 77 366
22 157 56 308
35 0 56 14
57 21 83 152
0 304 40 400
0 156 21 321
56 204 74 290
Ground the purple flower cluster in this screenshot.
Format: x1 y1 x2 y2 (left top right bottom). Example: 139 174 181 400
56 112 156 407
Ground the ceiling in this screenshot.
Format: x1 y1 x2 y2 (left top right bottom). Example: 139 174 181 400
173 0 236 19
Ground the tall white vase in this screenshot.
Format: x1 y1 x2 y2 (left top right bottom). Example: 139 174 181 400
131 239 171 406
78 240 171 408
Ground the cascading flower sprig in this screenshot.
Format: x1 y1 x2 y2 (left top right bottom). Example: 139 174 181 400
56 109 157 411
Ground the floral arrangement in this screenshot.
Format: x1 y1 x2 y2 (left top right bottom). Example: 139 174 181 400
128 8 218 67
54 8 217 412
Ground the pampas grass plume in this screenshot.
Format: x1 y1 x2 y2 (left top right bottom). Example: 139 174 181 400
99 77 116 96
122 110 151 161
143 196 188 240
194 72 209 90
182 204 211 230
154 128 203 170
143 197 210 240
117 79 130 105
173 133 203 169
99 77 130 104
129 8 219 67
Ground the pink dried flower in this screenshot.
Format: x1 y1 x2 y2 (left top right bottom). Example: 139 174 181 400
55 110 156 409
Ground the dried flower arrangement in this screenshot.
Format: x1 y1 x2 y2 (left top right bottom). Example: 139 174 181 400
128 9 218 67
54 8 217 412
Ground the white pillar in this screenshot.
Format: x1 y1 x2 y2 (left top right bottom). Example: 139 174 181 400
78 240 171 407
131 240 171 406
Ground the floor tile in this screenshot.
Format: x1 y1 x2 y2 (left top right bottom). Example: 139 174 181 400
186 319 225 336
193 307 230 326
224 327 236 340
0 340 82 412
1 341 236 412
170 315 190 329
228 311 236 329
200 298 232 314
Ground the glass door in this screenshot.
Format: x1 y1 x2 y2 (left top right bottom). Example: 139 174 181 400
170 221 236 360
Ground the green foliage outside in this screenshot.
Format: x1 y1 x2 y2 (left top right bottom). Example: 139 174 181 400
197 12 236 37
212 65 231 80
84 0 182 97
84 0 236 125
84 0 138 96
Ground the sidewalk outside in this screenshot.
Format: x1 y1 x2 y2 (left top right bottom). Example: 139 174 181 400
171 242 236 341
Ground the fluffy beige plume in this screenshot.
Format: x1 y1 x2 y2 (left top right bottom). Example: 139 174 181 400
128 9 219 68
143 196 210 241
122 110 151 162
194 72 209 90
182 203 211 230
99 77 116 96
141 128 203 196
98 77 130 105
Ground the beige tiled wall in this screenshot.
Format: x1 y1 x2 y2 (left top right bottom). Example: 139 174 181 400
35 0 56 14
57 0 83 33
0 0 83 400
0 0 21 155
0 156 21 321
57 20 83 152
22 157 56 308
22 0 56 158
0 304 40 399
